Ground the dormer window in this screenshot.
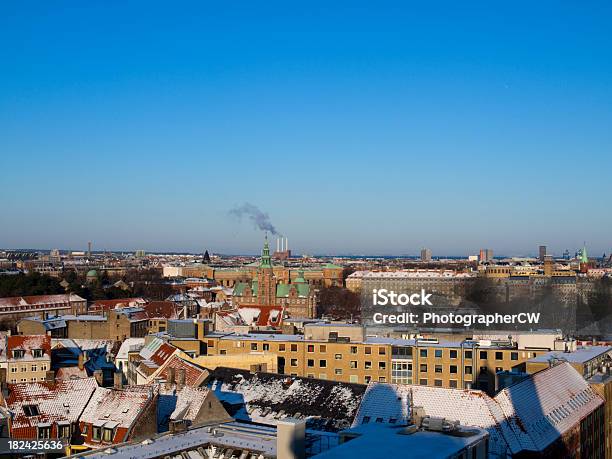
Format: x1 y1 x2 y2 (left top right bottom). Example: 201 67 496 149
33 349 44 358
12 349 25 359
23 405 40 417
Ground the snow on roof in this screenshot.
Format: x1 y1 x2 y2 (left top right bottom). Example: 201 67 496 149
157 385 211 431
147 353 209 387
55 366 88 380
353 362 604 456
314 423 488 459
115 338 145 360
527 346 612 364
238 305 284 327
208 367 366 431
0 293 85 309
495 361 604 453
81 421 276 459
7 335 51 359
352 382 515 456
80 385 155 434
5 377 98 437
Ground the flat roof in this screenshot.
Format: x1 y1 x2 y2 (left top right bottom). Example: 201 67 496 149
528 346 611 364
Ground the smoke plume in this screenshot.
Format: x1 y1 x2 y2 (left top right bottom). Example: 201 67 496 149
229 203 279 235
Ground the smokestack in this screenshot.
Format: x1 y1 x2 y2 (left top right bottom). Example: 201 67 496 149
280 237 284 252
285 237 288 252
277 419 306 459
177 368 186 388
277 238 280 253
166 367 176 389
114 370 123 390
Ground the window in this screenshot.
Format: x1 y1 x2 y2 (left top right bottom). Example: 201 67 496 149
349 375 358 383
103 427 114 442
365 347 372 355
319 360 327 368
307 359 314 367
31 365 37 372
449 380 458 388
465 366 473 374
495 352 503 360
364 361 372 369
378 347 386 355
363 416 371 424
307 345 315 353
350 361 357 369
37 425 51 439
420 349 427 358
307 373 314 378
319 345 326 352
262 343 270 351
435 365 442 373
207 340 215 348
450 365 457 374
378 362 386 370
420 364 427 372
511 352 518 361
92 426 101 441
450 350 458 359
279 344 286 351
82 424 88 435
335 353 342 360
419 379 428 385
434 379 443 387
220 349 227 355
290 359 298 367
378 376 386 382
464 350 473 359
364 375 372 383
58 424 71 438
250 343 258 351
350 346 358 354
479 351 488 359
10 367 16 373
13 349 25 359
23 405 40 416
335 368 343 375
291 344 298 352
434 349 442 358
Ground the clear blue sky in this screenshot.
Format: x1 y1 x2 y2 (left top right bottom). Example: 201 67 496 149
1 2 611 256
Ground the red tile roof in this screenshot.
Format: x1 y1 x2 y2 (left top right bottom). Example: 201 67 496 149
143 301 180 319
7 335 51 357
154 354 209 387
5 377 99 439
89 298 147 312
238 305 284 327
148 343 177 366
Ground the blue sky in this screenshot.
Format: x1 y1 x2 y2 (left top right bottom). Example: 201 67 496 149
1 2 611 256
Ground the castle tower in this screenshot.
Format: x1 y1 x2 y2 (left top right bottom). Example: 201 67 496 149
257 235 277 306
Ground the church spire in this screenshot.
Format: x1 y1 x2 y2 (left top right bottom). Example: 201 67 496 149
260 233 273 268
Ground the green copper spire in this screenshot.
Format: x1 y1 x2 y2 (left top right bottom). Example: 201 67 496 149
260 234 273 268
579 245 588 264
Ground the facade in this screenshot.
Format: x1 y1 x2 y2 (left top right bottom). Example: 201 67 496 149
233 240 317 318
4 335 52 384
203 325 552 392
65 309 148 340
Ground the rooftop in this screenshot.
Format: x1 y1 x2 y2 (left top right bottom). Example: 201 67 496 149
527 346 612 364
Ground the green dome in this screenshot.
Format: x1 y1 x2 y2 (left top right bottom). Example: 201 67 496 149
86 269 98 278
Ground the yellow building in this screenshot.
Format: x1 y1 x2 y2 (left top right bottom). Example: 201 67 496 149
202 324 551 392
5 335 52 384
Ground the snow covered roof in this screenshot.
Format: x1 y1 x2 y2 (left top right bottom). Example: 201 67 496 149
313 423 488 459
352 362 604 456
157 385 212 431
527 346 611 364
79 421 276 459
7 335 51 360
208 367 366 431
80 385 156 442
147 353 209 387
5 377 99 438
115 338 145 360
238 305 284 327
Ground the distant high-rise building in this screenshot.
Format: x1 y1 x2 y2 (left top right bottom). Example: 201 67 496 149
479 248 494 263
538 245 547 261
134 250 146 258
563 249 570 260
420 248 432 262
203 250 211 264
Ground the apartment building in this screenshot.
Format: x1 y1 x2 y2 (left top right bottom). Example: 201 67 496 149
4 335 52 384
0 293 86 322
203 324 551 392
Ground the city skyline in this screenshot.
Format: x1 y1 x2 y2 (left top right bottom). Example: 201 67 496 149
2 2 612 254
